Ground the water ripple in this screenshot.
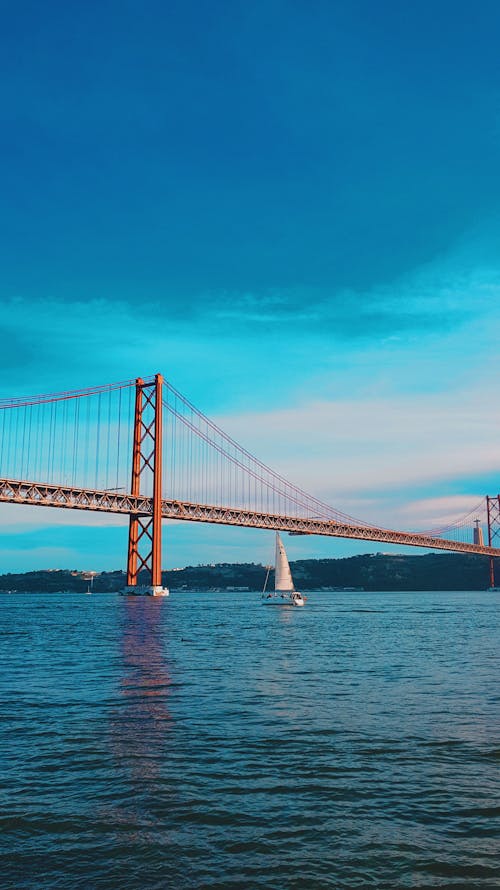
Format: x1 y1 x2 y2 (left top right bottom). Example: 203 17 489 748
1 589 499 888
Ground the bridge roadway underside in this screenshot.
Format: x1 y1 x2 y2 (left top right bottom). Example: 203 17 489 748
1 478 499 557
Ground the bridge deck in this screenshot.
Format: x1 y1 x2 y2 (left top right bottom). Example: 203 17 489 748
1 478 499 557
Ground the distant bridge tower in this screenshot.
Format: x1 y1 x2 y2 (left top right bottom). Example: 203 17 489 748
486 496 500 590
125 374 168 596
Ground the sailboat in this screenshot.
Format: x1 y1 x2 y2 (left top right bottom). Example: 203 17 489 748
262 533 305 606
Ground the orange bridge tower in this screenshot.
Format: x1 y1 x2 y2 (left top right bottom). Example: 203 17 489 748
124 374 168 597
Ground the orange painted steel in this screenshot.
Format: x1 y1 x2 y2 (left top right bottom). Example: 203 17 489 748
126 378 144 585
125 375 164 588
151 374 163 586
486 494 500 587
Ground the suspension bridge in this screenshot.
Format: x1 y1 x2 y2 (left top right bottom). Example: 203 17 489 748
1 374 499 592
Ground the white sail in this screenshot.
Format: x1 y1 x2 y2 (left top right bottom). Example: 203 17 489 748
275 533 294 591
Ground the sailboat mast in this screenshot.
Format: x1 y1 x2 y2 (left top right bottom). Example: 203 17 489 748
262 565 271 594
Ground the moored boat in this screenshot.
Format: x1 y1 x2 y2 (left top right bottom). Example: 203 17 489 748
120 585 170 597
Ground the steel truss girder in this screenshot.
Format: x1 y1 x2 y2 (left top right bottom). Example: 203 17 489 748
2 477 500 558
0 479 150 513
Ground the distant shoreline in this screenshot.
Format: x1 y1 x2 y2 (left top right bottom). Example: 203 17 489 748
1 552 498 592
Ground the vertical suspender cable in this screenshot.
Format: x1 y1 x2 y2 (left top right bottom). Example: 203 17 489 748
25 404 32 483
14 404 20 478
50 401 57 481
105 388 111 490
6 407 12 476
0 407 6 474
72 397 80 487
126 383 132 492
20 404 27 479
61 397 67 483
84 395 90 489
95 392 101 489
116 387 122 491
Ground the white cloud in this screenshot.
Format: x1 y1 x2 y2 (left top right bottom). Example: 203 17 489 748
393 495 486 530
214 381 500 525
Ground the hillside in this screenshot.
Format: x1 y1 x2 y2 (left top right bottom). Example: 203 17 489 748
0 552 498 592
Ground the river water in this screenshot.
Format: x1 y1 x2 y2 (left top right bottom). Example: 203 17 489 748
1 590 499 889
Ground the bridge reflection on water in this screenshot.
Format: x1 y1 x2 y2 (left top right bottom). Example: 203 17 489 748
111 598 173 786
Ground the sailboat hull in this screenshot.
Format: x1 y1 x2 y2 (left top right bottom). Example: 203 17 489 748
262 592 305 607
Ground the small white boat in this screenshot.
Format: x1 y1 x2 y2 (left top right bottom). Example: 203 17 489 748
262 533 305 607
120 585 170 597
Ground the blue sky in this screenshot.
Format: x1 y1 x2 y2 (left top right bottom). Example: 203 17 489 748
1 0 500 572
